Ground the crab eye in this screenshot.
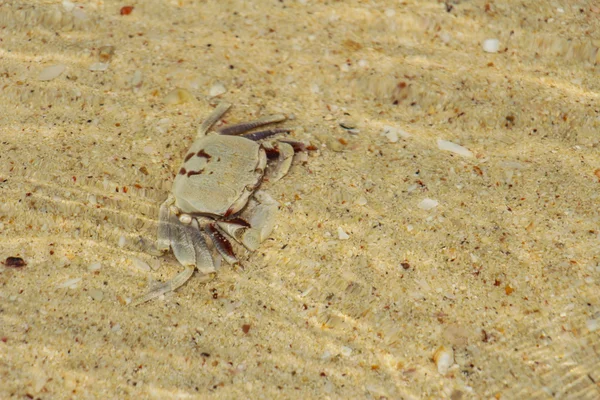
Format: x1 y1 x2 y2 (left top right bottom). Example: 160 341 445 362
255 167 264 175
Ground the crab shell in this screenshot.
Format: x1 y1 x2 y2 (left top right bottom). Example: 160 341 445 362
172 134 267 218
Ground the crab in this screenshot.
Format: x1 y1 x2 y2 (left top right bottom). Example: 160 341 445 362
134 102 310 305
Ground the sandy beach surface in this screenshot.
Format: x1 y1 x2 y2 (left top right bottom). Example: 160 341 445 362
1 1 600 398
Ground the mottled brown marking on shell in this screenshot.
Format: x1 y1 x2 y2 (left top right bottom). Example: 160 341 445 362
179 167 187 175
197 149 211 159
187 169 204 177
184 153 194 162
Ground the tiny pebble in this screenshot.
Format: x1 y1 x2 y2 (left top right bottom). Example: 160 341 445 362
209 82 227 97
340 346 353 356
337 227 350 240
482 38 500 53
418 198 439 210
98 45 115 62
130 257 151 272
88 262 102 271
118 235 127 248
89 62 109 71
89 289 104 301
587 318 599 332
382 125 410 143
164 88 195 104
131 70 143 88
56 278 82 289
38 64 66 81
355 195 368 206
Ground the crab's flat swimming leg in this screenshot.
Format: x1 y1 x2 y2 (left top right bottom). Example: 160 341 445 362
197 102 231 138
216 114 287 136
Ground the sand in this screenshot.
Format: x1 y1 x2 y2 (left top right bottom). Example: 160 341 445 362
1 1 599 398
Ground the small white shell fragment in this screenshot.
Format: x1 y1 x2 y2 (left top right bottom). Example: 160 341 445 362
337 227 350 240
38 64 66 81
418 198 439 210
433 345 454 374
88 262 102 271
587 318 599 332
89 62 109 71
118 235 127 248
130 257 151 272
437 139 473 158
209 82 227 97
56 278 82 289
482 38 500 53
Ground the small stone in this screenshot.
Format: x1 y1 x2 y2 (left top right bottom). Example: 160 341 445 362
38 64 66 81
327 138 345 152
418 198 439 210
89 289 104 301
355 195 368 206
337 227 350 240
98 45 115 62
163 88 195 104
89 62 109 71
340 346 353 356
382 126 410 143
88 262 102 271
130 257 150 272
56 278 82 289
482 38 500 53
209 82 227 97
131 70 143 89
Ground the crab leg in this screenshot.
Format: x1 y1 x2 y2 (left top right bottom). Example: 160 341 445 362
157 196 174 252
217 114 286 136
134 214 215 305
205 223 239 265
197 102 231 137
131 266 195 306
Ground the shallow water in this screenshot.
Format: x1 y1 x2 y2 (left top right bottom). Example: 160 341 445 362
1 1 599 398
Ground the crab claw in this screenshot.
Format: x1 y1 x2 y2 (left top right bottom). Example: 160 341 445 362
217 220 261 251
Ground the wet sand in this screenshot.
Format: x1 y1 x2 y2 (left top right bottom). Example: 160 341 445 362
1 1 599 398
